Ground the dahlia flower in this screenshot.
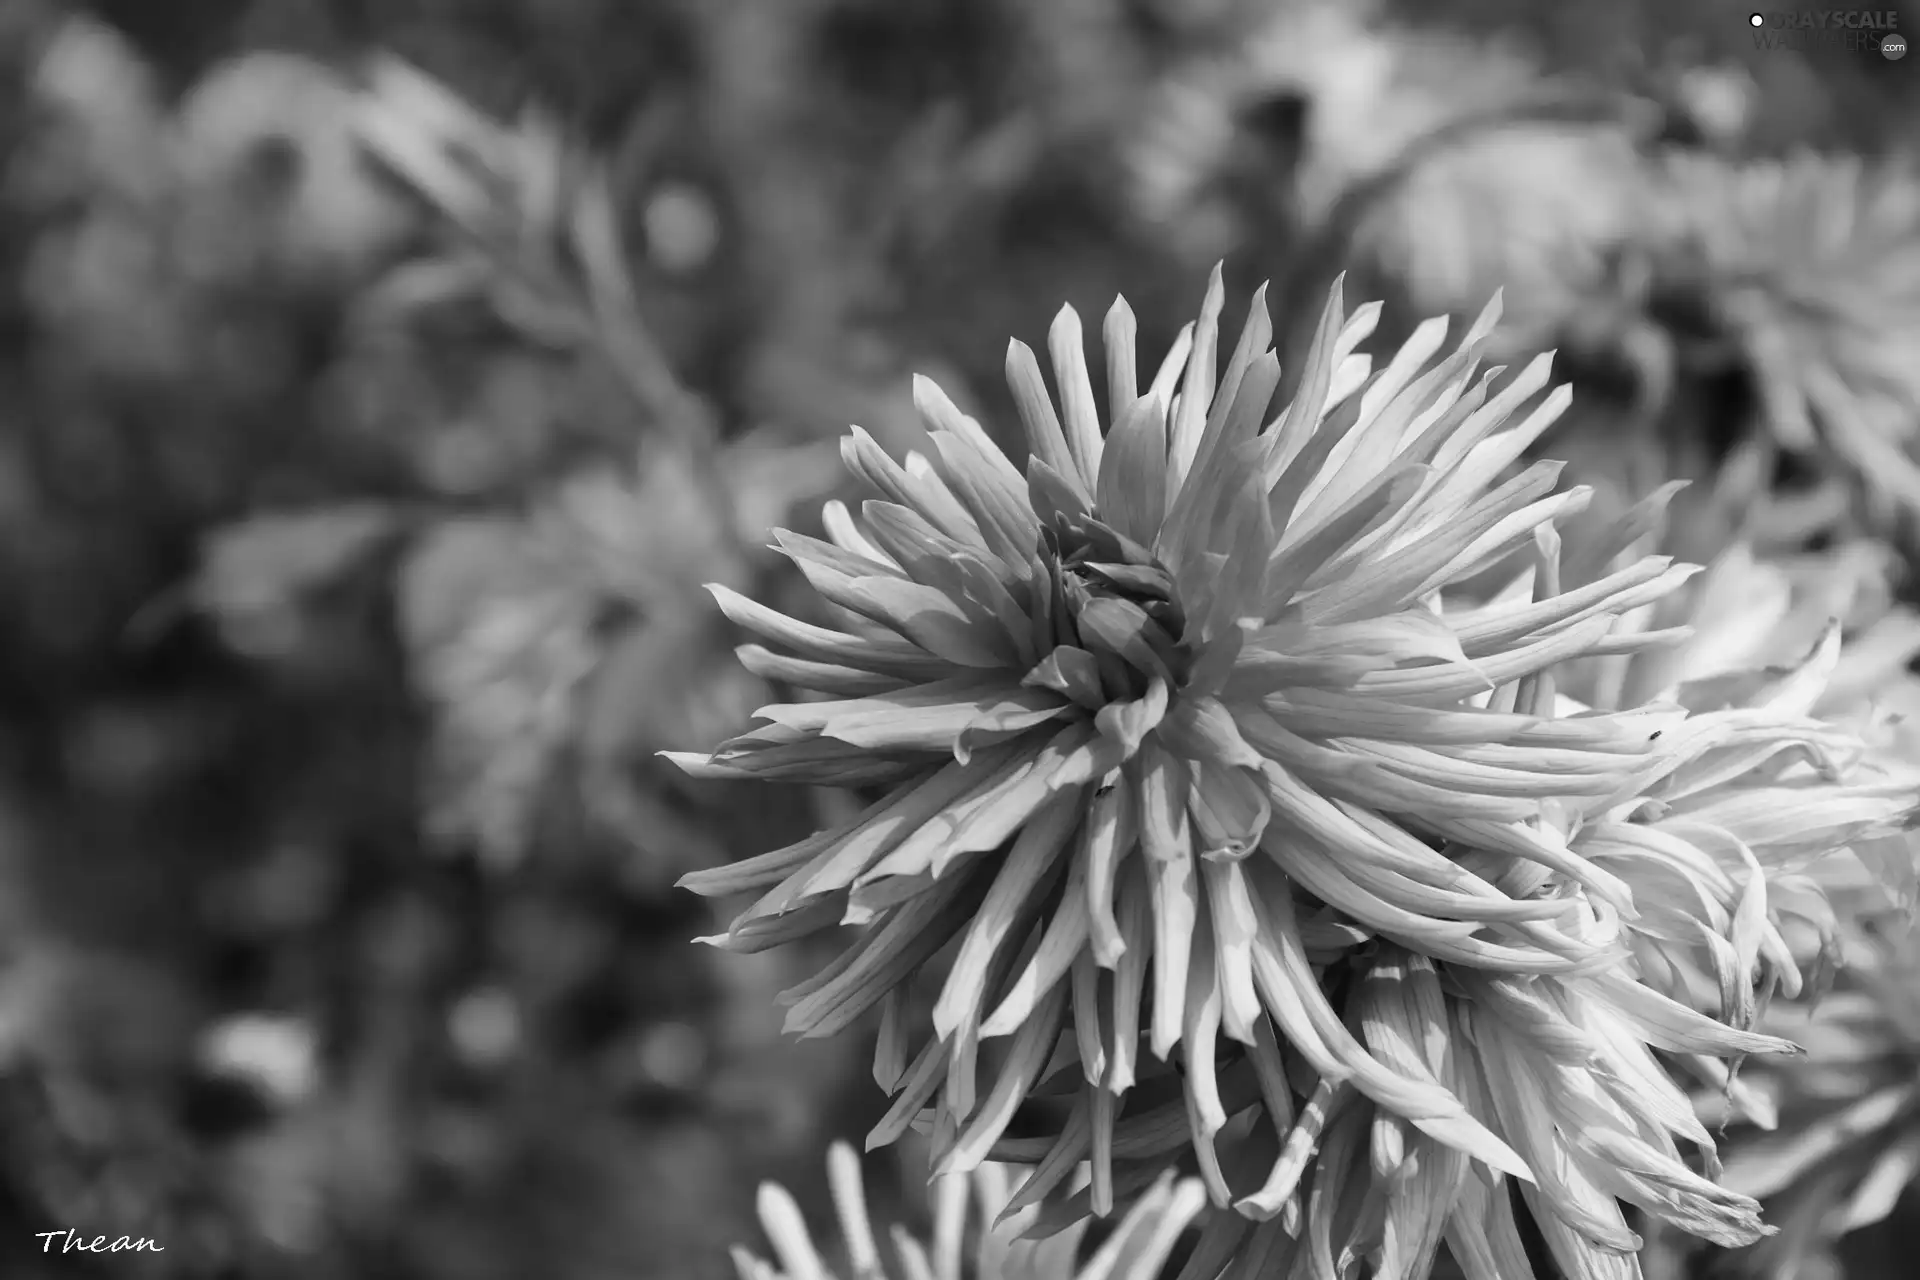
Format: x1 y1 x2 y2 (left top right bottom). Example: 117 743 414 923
732 1141 1204 1280
1545 508 1920 920
673 269 1731 1233
1656 152 1920 532
1711 926 1920 1280
1548 535 1920 1280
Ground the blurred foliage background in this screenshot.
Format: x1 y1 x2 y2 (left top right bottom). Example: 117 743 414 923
3 0 1920 1277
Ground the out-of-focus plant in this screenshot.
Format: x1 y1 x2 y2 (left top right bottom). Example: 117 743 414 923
1121 6 1920 568
1125 0 1660 370
174 52 421 291
202 56 842 876
1708 923 1920 1280
1128 0 1539 254
352 56 744 515
1653 152 1920 545
18 29 419 380
390 434 839 876
130 37 877 1280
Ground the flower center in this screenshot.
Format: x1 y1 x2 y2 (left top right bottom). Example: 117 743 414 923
1045 513 1193 701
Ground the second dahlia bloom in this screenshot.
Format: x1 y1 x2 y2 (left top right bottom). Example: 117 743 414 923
1711 926 1920 1280
1545 505 1920 925
1523 526 1920 1280
1656 152 1920 532
674 271 1693 1217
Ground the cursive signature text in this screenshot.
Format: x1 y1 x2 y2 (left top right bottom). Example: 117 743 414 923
35 1229 164 1254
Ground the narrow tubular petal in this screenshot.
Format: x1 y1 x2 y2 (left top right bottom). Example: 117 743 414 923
735 644 911 697
708 584 952 679
1168 264 1226 488
982 856 1092 1037
1254 763 1566 921
1097 394 1172 546
1107 869 1151 1094
1007 338 1089 502
1081 774 1136 967
1081 1174 1209 1280
1266 465 1426 611
821 497 895 566
925 434 1043 574
679 800 879 899
940 983 1069 1174
1353 615 1621 700
786 869 989 1037
1303 461 1567 622
1236 1077 1348 1220
1201 858 1263 1042
1135 744 1196 1059
1050 304 1105 486
1260 687 1641 750
793 746 1025 900
1180 928 1233 1204
932 792 1083 1041
1104 295 1139 413
1467 1017 1640 1252
755 679 1059 753
700 893 848 954
1264 274 1348 472
1148 323 1195 413
911 373 1023 483
841 426 982 546
1582 969 1800 1057
823 1143 883 1277
999 1093 1093 1218
1072 952 1108 1085
1246 866 1532 1175
861 723 1099 883
1448 558 1696 655
829 575 1016 668
754 1182 831 1280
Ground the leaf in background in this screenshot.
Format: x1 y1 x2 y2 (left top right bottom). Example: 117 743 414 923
395 419 842 874
398 516 600 868
18 13 169 207
353 56 595 341
192 503 409 662
173 52 418 289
